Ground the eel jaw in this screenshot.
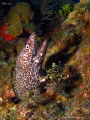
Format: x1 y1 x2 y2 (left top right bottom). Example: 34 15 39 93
27 32 37 57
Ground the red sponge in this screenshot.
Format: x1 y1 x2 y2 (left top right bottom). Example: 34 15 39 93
0 19 16 41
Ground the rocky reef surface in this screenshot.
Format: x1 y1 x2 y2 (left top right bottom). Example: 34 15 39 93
0 1 90 119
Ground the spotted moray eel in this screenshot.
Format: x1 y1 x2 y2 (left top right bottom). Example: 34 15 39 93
11 32 48 99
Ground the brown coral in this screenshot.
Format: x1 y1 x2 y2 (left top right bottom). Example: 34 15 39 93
4 2 34 37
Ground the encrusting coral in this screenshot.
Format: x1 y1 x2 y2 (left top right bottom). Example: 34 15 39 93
4 2 34 37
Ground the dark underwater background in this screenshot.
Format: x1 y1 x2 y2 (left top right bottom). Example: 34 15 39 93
0 0 80 21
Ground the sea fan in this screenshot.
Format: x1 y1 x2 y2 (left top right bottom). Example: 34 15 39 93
30 0 60 23
39 0 55 21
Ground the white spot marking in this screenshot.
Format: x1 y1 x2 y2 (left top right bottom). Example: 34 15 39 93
40 53 42 56
35 59 39 63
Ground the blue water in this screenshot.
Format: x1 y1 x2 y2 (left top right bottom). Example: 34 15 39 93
72 0 80 3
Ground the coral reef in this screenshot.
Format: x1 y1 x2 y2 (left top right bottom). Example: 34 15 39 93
0 0 90 119
63 0 90 26
4 2 34 37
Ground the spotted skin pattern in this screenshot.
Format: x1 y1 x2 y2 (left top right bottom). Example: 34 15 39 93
11 33 48 99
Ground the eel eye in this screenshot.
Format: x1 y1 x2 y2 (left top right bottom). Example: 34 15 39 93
26 45 29 49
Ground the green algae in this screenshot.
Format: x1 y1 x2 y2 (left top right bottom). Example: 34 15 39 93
46 61 65 82
55 3 73 19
